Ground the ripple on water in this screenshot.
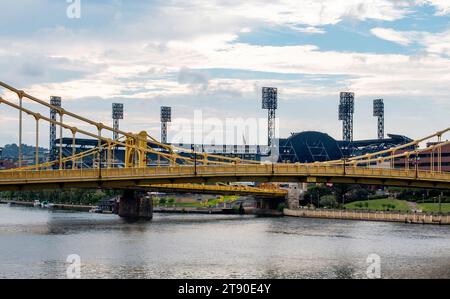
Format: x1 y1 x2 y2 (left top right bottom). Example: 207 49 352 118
0 205 449 279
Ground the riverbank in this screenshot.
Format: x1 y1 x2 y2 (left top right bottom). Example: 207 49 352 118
284 208 450 225
0 200 94 212
154 207 283 216
344 198 450 213
1 200 283 216
154 206 237 214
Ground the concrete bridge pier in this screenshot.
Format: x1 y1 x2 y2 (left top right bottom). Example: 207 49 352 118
118 190 153 220
285 183 303 210
255 197 285 216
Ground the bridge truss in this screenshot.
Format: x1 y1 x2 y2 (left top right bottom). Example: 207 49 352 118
1 81 450 193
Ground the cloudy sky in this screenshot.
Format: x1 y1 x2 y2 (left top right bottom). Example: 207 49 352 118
1 0 450 147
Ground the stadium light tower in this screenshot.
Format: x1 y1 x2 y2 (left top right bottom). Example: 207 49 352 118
161 106 172 144
373 99 384 139
339 92 355 142
49 96 62 162
262 87 278 147
112 103 124 140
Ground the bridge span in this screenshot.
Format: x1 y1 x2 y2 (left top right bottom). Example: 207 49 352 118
2 164 450 192
2 81 450 218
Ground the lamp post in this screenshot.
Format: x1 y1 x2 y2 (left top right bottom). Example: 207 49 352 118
414 153 420 179
317 193 320 209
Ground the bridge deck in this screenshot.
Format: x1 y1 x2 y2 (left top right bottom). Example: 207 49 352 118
1 164 450 191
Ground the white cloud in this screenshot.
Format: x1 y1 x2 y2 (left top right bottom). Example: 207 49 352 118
422 30 450 56
416 0 450 15
370 27 414 45
290 26 326 34
218 0 409 26
1 0 450 144
370 26 450 57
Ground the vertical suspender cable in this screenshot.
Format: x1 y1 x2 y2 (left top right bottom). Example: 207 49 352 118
59 113 63 169
19 96 22 168
35 117 39 171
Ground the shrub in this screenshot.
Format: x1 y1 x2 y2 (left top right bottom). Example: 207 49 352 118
319 195 338 208
277 203 287 212
368 194 389 200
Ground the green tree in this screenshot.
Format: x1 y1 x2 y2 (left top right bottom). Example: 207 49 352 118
319 195 338 209
303 185 332 205
332 184 353 204
346 187 370 202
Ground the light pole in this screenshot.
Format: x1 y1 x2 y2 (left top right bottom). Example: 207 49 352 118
317 193 320 209
415 153 420 179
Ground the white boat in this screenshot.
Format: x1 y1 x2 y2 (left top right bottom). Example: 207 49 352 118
33 200 41 207
89 207 103 214
40 201 55 209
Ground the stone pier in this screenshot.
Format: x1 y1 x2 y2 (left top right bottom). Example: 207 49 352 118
285 183 303 209
118 190 153 220
254 197 285 216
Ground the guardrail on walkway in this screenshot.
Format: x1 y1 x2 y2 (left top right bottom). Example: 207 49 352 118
284 208 450 225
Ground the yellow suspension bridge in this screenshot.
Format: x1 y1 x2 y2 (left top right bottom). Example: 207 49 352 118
1 81 450 217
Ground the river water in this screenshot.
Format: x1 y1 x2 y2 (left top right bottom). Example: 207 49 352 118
0 204 449 279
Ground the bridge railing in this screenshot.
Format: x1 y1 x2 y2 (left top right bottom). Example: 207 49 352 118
2 164 450 185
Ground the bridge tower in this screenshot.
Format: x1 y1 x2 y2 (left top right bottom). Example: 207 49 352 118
160 106 172 144
262 87 278 147
124 131 148 168
49 96 61 163
339 92 354 142
373 99 384 139
112 103 124 140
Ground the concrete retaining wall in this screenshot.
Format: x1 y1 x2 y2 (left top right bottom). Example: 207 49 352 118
284 208 450 225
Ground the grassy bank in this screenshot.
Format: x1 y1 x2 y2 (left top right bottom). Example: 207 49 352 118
417 203 450 213
344 198 411 212
345 198 450 213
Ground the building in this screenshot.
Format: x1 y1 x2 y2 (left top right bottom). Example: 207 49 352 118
56 131 412 167
277 131 413 163
0 159 16 170
394 142 450 172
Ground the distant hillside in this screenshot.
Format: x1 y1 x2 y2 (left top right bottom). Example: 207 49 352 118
1 144 48 159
